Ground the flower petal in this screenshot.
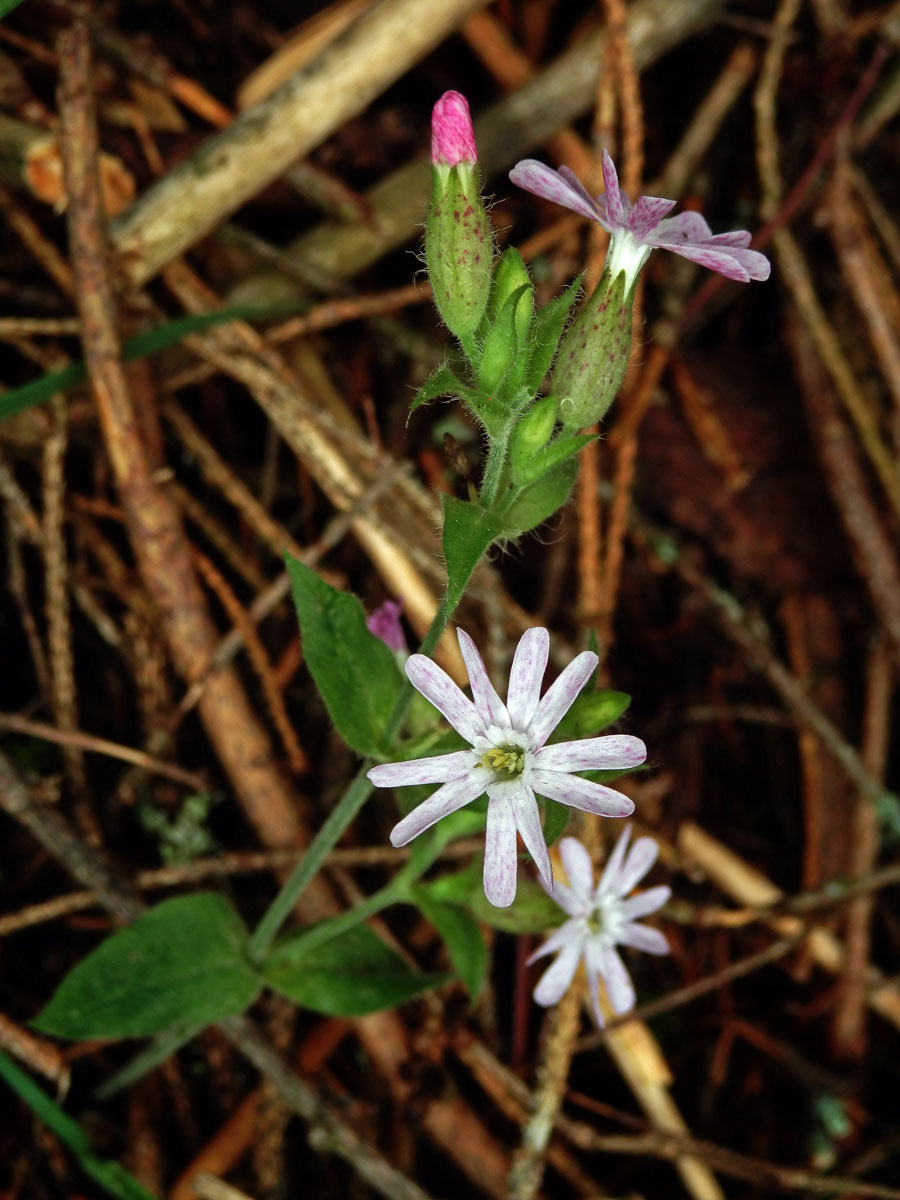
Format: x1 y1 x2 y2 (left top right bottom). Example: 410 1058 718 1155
629 194 676 239
368 749 477 789
483 793 519 907
544 879 583 916
650 240 770 283
530 769 635 817
528 651 598 749
511 784 552 891
526 916 582 964
620 885 671 923
509 159 601 223
597 824 632 896
457 628 510 729
406 654 484 744
620 922 670 955
558 166 604 218
651 209 713 243
616 836 660 894
532 936 585 1007
558 836 595 906
506 627 549 731
590 941 635 1015
600 149 627 229
389 772 486 847
534 734 647 773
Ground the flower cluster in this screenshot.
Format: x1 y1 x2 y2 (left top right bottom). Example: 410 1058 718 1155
368 628 645 908
530 828 670 1025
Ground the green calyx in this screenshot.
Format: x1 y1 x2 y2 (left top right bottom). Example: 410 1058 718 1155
551 269 633 430
425 163 492 340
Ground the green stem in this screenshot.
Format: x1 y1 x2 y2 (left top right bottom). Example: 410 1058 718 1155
249 590 453 965
479 422 511 511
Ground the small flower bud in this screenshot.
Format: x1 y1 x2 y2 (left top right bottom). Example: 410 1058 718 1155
509 395 557 481
476 248 534 396
551 269 631 429
425 91 492 340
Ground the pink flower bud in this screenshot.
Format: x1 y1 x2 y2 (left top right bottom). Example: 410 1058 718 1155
431 90 477 167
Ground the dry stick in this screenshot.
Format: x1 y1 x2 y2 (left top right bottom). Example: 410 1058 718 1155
507 982 584 1200
57 21 303 855
852 165 900 276
463 1035 900 1199
754 28 900 522
829 143 900 417
0 713 207 791
0 840 486 939
785 313 900 674
42 393 95 838
654 533 893 813
109 0 490 287
190 548 308 775
833 641 893 1058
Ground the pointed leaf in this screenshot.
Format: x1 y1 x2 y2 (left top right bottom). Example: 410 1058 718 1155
33 894 261 1039
441 493 500 610
411 888 487 999
501 458 578 537
286 556 403 755
263 923 445 1015
408 363 474 420
515 432 595 487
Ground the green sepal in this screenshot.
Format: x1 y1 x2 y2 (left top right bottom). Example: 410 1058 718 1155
500 457 578 537
508 395 558 481
425 164 492 340
523 275 582 396
477 283 533 399
262 922 446 1016
285 556 404 756
553 269 633 428
511 431 594 488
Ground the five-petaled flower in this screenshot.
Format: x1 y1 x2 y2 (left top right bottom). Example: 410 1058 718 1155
367 627 646 908
509 150 770 291
529 828 670 1025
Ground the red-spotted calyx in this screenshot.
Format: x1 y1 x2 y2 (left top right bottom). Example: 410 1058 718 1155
425 91 492 341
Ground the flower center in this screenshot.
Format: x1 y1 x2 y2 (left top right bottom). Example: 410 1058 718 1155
481 744 526 780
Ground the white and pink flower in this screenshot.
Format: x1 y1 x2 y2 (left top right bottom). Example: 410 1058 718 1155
367 627 645 908
529 828 670 1025
509 150 770 290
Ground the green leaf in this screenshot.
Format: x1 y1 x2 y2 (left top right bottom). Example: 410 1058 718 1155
263 922 445 1015
286 555 403 756
501 458 578 537
441 493 500 611
0 1050 156 1200
541 799 570 848
411 888 487 999
426 864 561 934
523 276 582 396
551 689 632 742
33 894 261 1040
0 0 27 18
407 363 474 420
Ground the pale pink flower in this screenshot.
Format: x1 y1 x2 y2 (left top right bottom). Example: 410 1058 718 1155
367 628 645 908
529 828 670 1025
509 150 770 289
431 90 478 168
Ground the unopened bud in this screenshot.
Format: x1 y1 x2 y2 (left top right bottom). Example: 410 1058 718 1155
425 91 492 340
509 395 557 481
552 269 631 429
